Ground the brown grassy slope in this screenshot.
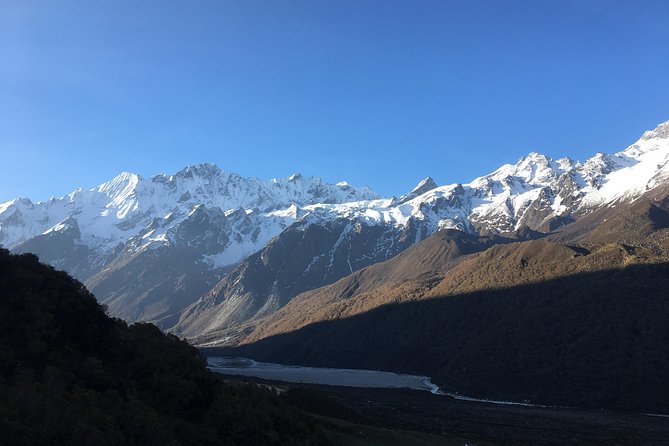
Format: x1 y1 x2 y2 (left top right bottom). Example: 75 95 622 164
425 240 663 299
243 229 501 343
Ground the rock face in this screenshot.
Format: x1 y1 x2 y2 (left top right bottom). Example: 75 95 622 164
173 217 422 343
2 120 669 340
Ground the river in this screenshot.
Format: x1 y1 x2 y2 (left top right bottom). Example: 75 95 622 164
207 356 442 393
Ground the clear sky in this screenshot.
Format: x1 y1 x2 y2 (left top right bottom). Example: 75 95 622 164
2 0 669 202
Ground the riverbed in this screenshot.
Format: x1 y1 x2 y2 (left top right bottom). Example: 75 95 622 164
207 356 441 393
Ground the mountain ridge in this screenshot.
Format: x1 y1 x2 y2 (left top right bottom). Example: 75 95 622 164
3 119 669 341
176 119 669 343
3 166 379 328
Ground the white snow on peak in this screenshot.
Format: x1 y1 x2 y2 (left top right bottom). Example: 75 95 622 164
412 177 437 192
581 124 669 204
480 151 565 186
2 120 668 265
0 164 380 262
43 218 75 235
556 157 575 171
299 120 669 236
397 176 438 204
640 119 669 141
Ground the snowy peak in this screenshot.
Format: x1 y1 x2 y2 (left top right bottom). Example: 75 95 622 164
619 121 669 162
303 118 669 237
640 119 669 141
556 157 575 171
410 177 438 196
2 122 668 259
174 162 222 179
98 171 141 196
484 152 563 186
0 164 380 252
399 177 438 204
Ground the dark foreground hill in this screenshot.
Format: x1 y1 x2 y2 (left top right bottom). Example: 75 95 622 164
0 249 329 446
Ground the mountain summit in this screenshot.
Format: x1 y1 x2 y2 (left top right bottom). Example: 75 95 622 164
398 176 438 204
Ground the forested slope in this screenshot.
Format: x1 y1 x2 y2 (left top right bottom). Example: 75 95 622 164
0 249 329 446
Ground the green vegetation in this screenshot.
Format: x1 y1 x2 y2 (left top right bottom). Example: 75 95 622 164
0 249 329 445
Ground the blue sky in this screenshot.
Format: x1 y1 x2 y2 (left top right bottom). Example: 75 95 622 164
2 0 669 202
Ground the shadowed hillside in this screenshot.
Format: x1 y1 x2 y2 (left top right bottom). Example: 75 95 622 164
223 263 669 413
0 248 329 446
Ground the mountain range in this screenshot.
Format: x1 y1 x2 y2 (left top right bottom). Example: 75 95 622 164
2 119 669 348
0 167 377 328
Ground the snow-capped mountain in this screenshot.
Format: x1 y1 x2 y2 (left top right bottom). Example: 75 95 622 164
174 120 669 344
3 120 669 340
0 165 378 326
299 120 669 237
0 164 378 259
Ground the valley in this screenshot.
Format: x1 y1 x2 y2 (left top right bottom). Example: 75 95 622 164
3 118 669 439
3 120 669 349
6 3 669 444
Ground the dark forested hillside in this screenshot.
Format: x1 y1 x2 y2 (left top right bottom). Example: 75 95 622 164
0 249 329 446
